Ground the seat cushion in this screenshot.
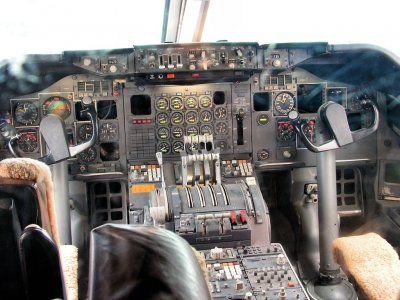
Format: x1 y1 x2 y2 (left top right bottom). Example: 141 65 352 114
333 232 400 300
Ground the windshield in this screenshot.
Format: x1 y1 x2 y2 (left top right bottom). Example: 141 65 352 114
1 0 400 58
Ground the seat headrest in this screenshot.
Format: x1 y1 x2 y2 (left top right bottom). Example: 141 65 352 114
88 224 211 300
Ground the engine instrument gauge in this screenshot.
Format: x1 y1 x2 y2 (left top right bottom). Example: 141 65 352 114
156 112 169 125
274 92 295 115
78 146 97 163
170 96 184 110
42 96 71 120
99 122 118 142
277 121 295 141
77 124 93 141
155 97 169 110
172 127 184 139
185 110 199 124
200 110 213 123
171 112 184 125
214 122 228 135
172 141 184 153
14 102 39 125
186 125 199 136
157 127 170 140
200 124 213 135
17 129 39 152
199 95 212 108
157 142 171 154
214 107 227 119
185 97 198 109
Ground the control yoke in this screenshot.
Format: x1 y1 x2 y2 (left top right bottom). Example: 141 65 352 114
0 97 98 165
289 100 379 152
289 100 379 299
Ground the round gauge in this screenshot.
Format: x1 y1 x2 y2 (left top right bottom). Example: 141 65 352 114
157 127 170 140
274 92 295 115
199 95 212 108
170 96 184 110
200 110 213 123
172 141 184 154
200 124 213 135
17 129 39 152
215 122 228 135
257 149 270 161
78 124 93 141
14 102 38 125
156 112 169 125
157 142 171 154
78 147 97 163
99 122 118 142
185 110 199 124
171 112 184 125
172 127 184 139
277 121 295 141
42 96 71 120
215 141 228 151
214 107 227 119
185 97 198 109
186 125 199 136
257 114 270 126
155 97 169 111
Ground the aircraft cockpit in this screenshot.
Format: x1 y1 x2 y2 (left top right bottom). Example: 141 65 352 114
1 1 400 299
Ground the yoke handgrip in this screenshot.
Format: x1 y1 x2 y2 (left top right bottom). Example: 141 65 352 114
290 100 379 153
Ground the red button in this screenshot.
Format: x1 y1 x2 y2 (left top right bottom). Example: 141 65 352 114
192 73 200 78
167 73 175 79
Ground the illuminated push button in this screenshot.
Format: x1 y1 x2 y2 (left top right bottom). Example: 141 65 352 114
272 59 282 67
210 247 224 259
276 254 286 265
83 58 91 66
257 114 270 125
109 65 117 73
283 150 292 159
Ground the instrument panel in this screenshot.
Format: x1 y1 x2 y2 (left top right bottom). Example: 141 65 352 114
0 42 379 173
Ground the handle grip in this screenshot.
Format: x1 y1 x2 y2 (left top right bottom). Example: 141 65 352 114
290 100 379 153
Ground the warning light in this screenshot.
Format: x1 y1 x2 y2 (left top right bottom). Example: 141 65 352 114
167 73 175 79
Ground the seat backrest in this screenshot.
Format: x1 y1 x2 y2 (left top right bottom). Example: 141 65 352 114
88 224 211 300
0 171 64 299
0 197 26 299
20 225 66 300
